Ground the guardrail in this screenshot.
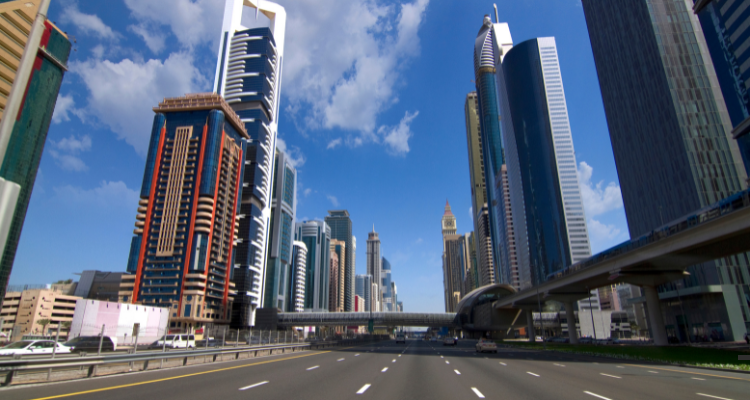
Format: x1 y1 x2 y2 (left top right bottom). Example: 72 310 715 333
0 338 373 386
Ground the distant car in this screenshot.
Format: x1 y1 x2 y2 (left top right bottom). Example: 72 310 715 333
395 334 406 344
195 338 220 348
443 337 457 346
0 340 71 356
578 337 594 344
546 337 568 344
430 336 437 342
64 336 118 352
150 334 195 349
475 339 497 353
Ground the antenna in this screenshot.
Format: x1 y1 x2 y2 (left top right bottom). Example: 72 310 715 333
493 4 499 23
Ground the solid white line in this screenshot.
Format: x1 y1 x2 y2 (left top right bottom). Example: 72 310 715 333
697 394 734 400
239 381 269 390
600 373 621 379
338 358 345 361
499 362 507 366
471 387 485 398
454 369 461 375
584 391 613 400
527 372 540 377
554 363 565 367
356 384 371 394
381 367 388 372
692 377 706 381
306 366 319 370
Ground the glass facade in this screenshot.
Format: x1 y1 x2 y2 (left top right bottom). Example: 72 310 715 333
381 257 392 311
295 221 330 311
325 210 354 311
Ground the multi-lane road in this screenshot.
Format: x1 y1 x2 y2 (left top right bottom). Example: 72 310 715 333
1 339 749 399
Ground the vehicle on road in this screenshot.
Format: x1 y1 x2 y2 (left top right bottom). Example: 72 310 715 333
195 338 220 347
0 340 71 356
395 333 406 344
546 336 569 343
64 336 118 352
443 337 457 346
430 336 437 342
475 339 497 353
149 334 195 349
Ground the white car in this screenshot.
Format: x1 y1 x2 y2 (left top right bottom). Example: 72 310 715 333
395 334 406 344
0 340 71 356
475 339 497 353
150 334 196 349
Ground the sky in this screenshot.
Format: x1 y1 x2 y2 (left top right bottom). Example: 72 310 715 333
8 0 629 313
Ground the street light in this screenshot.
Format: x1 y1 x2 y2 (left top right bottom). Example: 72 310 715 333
675 281 690 344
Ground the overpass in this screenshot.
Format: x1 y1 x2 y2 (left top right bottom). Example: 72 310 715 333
276 312 456 328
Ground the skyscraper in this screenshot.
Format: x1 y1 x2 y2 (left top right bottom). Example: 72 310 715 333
325 210 354 311
264 148 296 311
355 274 372 312
330 239 346 312
328 249 339 313
441 201 457 310
443 234 465 312
366 225 382 311
123 93 246 331
294 220 330 312
0 1 71 300
289 241 307 312
583 0 750 341
214 0 286 327
381 257 392 311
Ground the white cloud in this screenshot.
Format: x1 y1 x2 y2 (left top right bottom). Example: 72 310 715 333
123 0 224 49
281 0 429 140
303 188 312 197
469 206 473 220
380 110 418 155
53 181 138 209
60 4 120 40
55 135 92 153
276 138 306 168
49 135 92 172
72 52 207 156
587 218 621 241
327 195 339 207
128 24 167 53
327 138 342 150
52 94 84 124
49 151 88 172
578 161 623 217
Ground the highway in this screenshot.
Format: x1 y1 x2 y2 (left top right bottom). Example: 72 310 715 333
1 339 749 400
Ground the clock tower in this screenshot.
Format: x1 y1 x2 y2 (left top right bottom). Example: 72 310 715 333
441 200 457 248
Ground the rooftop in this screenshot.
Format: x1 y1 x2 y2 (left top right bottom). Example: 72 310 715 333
153 93 249 139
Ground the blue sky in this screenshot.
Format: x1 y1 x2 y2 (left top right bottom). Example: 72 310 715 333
9 0 628 313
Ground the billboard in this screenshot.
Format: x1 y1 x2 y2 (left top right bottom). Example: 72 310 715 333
69 300 169 345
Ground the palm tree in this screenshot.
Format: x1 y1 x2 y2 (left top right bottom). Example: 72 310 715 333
37 319 51 336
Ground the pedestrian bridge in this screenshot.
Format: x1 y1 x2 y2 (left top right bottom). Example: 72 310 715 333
277 312 456 328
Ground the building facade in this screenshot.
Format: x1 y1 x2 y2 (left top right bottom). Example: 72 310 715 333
355 274 372 312
583 0 750 341
73 271 126 302
441 201 457 311
0 1 71 300
1 288 79 341
354 294 365 312
381 257 392 311
325 210 354 311
294 221 330 312
366 226 382 311
328 249 339 312
289 240 307 312
330 239 346 312
443 234 465 312
123 94 245 332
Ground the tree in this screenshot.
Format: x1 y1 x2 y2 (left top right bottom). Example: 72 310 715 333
37 319 51 335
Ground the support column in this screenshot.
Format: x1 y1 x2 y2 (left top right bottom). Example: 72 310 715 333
564 301 579 344
643 285 668 346
526 310 536 342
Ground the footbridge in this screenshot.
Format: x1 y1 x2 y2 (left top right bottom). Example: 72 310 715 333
277 312 456 328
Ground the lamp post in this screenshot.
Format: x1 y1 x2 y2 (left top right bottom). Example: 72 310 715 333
675 281 690 344
586 286 597 340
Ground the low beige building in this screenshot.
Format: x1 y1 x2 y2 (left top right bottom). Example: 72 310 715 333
1 288 80 341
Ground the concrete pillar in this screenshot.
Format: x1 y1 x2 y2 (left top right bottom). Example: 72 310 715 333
643 285 668 346
564 301 579 344
526 310 536 342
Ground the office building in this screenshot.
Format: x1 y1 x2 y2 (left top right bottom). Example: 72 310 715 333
464 92 496 287
325 210 354 311
366 226 382 311
583 0 750 341
294 220 330 312
330 239 346 312
381 257 392 311
693 0 750 178
441 201 457 311
397 301 403 312
354 294 365 312
391 281 398 312
289 241 307 312
1 288 79 341
73 271 126 302
213 0 286 327
355 274 372 312
443 234 465 312
328 249 339 312
264 148 297 311
122 93 245 331
0 1 71 300
462 232 480 295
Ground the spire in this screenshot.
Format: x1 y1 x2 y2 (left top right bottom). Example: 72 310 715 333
372 224 375 232
444 200 454 216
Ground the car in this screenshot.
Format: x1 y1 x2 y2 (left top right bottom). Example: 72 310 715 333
195 338 220 348
64 336 118 353
0 340 71 356
475 339 497 353
443 337 457 346
150 334 196 349
430 336 437 342
395 334 406 344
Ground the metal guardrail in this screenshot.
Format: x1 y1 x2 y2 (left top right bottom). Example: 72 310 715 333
0 339 368 386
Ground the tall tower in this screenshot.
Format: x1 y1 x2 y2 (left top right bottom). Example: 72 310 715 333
366 226 381 311
294 220 330 312
0 1 71 300
330 239 346 312
441 201 457 246
441 201 457 311
325 210 354 311
289 241 307 312
381 256 392 311
214 0 286 327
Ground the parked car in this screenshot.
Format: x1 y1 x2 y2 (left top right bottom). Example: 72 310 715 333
195 338 220 348
64 336 118 352
150 334 196 349
0 340 71 356
546 336 569 343
443 337 457 346
475 339 497 353
578 337 594 344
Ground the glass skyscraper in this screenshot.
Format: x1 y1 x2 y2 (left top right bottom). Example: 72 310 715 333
325 210 354 311
294 220 330 312
355 274 372 312
381 257 392 311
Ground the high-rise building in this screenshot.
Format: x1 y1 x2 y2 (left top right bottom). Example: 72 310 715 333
264 148 296 311
325 210 354 311
366 226 382 311
354 294 365 312
123 94 245 331
328 249 339 312
464 92 496 287
214 0 286 328
443 234 465 312
381 257 392 311
397 301 403 312
289 241 307 312
693 0 750 178
294 220 330 312
355 274 372 312
441 201 457 311
330 239 346 312
583 0 750 341
74 271 127 302
462 232 480 296
391 281 398 312
0 1 71 300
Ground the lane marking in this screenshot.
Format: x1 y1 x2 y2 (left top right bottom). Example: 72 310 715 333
527 372 540 377
392 359 396 363
337 358 345 362
446 360 450 364
600 373 621 379
471 388 485 398
307 365 320 370
398 355 401 357
499 362 507 366
648 371 658 374
554 363 565 367
624 364 750 382
692 377 706 381
239 381 269 391
381 367 388 372
356 384 371 394
617 366 624 369
697 394 734 400
584 391 613 400
440 356 444 358
454 369 461 375
355 354 360 357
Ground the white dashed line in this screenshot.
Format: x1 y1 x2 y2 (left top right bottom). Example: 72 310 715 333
554 363 565 367
648 371 659 374
306 366 319 370
616 366 624 369
239 381 269 391
440 356 444 358
697 394 734 400
527 372 540 377
600 373 621 379
454 369 461 375
338 358 345 362
355 354 360 357
584 391 613 400
398 355 401 357
392 359 396 363
499 362 507 366
471 387 485 398
381 367 388 372
356 384 371 394
446 361 450 364
692 377 706 381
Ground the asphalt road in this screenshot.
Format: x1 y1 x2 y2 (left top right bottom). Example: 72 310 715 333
1 339 749 400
